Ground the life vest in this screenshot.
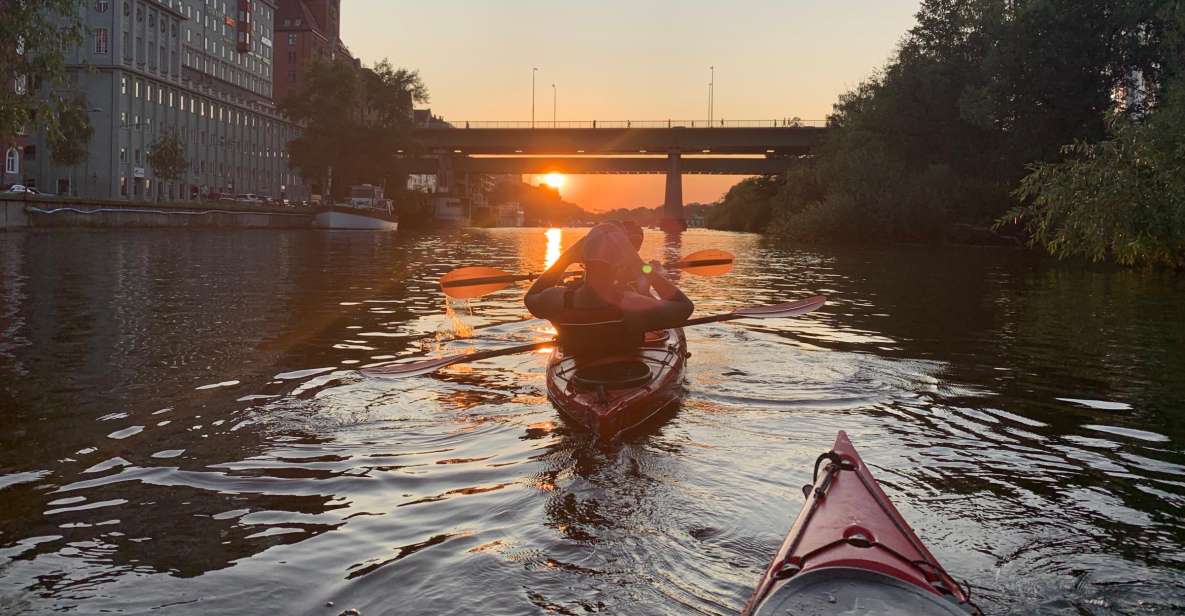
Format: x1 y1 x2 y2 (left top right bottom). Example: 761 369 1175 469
553 287 643 356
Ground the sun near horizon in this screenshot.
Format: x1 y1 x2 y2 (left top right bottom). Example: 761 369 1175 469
342 0 922 212
540 173 566 191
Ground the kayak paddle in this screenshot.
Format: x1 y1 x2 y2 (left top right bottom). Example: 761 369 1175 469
439 249 735 299
361 294 825 378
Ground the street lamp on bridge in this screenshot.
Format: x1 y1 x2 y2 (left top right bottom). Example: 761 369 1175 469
531 67 538 128
552 83 556 128
709 65 715 126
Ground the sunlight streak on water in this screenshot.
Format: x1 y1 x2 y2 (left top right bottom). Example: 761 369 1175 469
544 227 563 269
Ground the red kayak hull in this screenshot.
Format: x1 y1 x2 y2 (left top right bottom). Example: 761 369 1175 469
743 431 979 615
546 328 687 440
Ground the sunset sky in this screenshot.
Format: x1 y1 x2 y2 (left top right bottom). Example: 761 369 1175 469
342 1 922 211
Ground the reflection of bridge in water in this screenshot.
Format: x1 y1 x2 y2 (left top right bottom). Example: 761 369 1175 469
407 120 829 231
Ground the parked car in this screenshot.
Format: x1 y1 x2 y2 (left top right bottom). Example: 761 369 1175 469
234 194 263 204
1 184 39 195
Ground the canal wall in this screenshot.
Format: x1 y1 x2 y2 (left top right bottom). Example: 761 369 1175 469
1 196 314 230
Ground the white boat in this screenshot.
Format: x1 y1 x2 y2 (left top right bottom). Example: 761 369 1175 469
313 184 398 230
312 204 399 230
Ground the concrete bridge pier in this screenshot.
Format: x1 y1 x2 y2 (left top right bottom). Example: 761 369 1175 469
436 154 455 192
660 151 687 233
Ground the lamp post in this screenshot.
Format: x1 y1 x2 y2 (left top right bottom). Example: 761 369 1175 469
709 66 715 126
552 83 556 127
532 67 538 128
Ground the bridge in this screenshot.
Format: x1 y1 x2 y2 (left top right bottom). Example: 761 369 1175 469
407 120 828 231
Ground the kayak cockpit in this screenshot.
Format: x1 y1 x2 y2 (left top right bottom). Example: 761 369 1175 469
753 567 974 615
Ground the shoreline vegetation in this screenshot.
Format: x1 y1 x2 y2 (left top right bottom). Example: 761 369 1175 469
698 0 1184 268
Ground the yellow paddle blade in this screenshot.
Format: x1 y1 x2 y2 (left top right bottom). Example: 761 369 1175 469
671 249 734 276
439 266 520 299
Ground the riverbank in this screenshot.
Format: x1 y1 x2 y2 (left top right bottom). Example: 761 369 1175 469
0 195 314 230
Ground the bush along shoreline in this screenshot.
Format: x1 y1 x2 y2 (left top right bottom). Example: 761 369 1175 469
703 0 1184 268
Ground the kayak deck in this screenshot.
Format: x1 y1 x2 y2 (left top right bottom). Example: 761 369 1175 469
546 328 688 440
743 431 981 615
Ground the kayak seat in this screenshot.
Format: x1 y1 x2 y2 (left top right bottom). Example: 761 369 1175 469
572 360 652 391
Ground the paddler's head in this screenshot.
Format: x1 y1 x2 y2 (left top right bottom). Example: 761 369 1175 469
581 223 643 302
613 220 644 251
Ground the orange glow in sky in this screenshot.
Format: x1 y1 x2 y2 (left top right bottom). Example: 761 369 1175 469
342 1 922 211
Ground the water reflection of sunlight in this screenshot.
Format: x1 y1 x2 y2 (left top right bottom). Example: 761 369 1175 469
544 228 562 269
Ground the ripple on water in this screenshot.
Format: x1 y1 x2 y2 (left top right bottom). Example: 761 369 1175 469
1 229 1183 616
1083 425 1171 443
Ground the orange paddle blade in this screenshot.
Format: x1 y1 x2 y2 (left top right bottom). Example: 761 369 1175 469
439 266 521 299
670 249 734 276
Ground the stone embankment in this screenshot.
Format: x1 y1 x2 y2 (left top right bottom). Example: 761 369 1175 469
1 196 314 230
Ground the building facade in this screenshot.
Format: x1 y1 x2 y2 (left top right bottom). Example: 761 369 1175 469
273 0 352 104
25 0 308 202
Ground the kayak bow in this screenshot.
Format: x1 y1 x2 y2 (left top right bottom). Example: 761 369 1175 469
743 431 981 615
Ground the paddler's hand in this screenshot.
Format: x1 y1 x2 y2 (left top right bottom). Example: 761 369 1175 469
643 260 667 278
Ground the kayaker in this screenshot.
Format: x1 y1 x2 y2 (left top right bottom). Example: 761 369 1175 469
525 223 694 356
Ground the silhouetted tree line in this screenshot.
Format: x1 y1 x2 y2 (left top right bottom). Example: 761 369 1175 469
280 57 428 207
708 0 1185 266
489 180 587 226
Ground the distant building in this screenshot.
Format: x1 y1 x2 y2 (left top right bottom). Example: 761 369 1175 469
495 202 524 227
24 0 308 201
273 0 354 104
413 109 451 128
3 39 30 187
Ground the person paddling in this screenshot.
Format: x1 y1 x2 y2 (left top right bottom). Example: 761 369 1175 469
525 223 694 356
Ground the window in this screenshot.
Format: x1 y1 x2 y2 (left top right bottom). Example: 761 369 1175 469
4 148 18 175
123 1 129 16
120 147 127 162
96 0 110 12
121 76 127 94
120 176 128 196
134 148 141 163
134 80 140 97
95 28 110 54
287 33 296 46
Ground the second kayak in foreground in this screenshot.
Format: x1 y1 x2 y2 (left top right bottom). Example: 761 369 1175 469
743 431 982 615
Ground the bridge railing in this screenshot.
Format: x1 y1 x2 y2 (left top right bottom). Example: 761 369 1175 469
421 119 828 129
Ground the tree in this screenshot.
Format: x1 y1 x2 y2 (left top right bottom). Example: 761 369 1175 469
147 131 188 201
49 95 93 167
281 58 428 202
1002 82 1185 268
0 0 84 143
758 0 1182 245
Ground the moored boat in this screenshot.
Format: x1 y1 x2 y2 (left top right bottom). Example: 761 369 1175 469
546 328 688 440
743 431 981 615
312 203 399 230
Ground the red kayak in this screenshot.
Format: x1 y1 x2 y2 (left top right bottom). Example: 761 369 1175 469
546 328 687 440
743 431 981 615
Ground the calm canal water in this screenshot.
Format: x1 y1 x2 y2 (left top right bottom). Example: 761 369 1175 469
0 228 1183 615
